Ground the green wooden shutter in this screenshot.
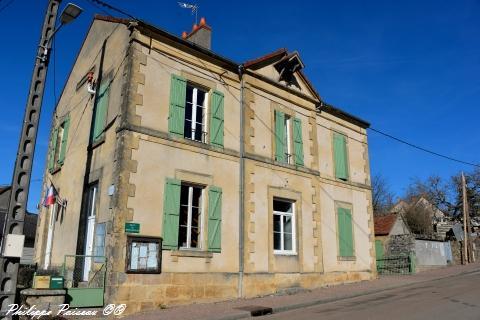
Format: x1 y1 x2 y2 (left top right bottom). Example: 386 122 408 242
338 207 354 257
162 178 181 250
168 74 187 136
48 127 58 172
274 110 286 163
93 81 110 142
208 186 222 252
57 116 70 165
210 90 224 147
333 132 348 180
293 117 304 166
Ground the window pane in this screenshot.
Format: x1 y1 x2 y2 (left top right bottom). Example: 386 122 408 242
190 226 199 248
178 225 188 247
284 233 292 251
197 89 206 106
273 214 281 233
192 187 202 207
194 123 203 141
284 215 292 234
273 200 292 213
180 186 189 205
273 232 281 250
186 85 194 104
195 105 204 123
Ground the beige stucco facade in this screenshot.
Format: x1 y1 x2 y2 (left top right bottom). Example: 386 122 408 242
34 16 376 314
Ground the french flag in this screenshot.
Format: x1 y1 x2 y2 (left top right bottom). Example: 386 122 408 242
43 185 56 207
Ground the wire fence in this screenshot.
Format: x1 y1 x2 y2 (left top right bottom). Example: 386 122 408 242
62 255 106 288
376 255 414 275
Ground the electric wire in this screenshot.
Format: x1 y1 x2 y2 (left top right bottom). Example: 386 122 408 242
87 0 137 20
0 0 15 14
368 127 480 168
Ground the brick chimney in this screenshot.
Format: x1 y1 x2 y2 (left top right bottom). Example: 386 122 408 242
182 17 211 50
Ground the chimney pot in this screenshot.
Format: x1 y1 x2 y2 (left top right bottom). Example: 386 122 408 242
182 31 188 39
185 18 211 50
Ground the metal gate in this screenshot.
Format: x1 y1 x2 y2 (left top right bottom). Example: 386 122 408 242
62 255 106 307
376 254 415 275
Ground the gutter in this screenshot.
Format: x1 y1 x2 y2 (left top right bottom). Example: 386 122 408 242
238 64 245 298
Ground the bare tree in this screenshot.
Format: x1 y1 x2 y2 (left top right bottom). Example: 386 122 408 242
372 174 395 216
403 202 434 236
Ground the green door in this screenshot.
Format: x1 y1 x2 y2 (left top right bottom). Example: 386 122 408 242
375 240 384 270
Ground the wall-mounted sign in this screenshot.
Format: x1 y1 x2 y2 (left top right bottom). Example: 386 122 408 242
125 222 140 234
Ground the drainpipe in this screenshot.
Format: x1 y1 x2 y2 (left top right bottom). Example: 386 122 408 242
238 64 245 298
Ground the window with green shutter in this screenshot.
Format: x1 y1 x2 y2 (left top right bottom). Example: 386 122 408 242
293 117 304 166
333 132 349 180
48 127 58 172
57 116 70 165
337 207 354 258
210 90 224 148
208 186 222 252
274 110 286 163
168 74 187 137
92 81 110 143
162 178 181 250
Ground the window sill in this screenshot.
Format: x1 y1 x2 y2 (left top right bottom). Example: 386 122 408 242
49 166 62 175
274 251 297 256
337 256 356 261
170 250 213 258
89 137 105 150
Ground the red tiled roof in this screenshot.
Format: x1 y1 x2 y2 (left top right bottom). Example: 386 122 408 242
374 213 398 236
244 48 288 69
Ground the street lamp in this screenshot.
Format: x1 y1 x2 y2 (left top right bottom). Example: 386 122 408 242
42 3 83 61
0 1 83 314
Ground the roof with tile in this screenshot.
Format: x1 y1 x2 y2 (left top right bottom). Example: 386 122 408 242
374 213 398 236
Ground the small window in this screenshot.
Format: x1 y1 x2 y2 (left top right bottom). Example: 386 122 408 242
284 115 293 164
273 199 296 255
93 223 106 263
274 111 303 166
184 84 208 143
179 184 204 249
54 125 64 164
126 237 162 273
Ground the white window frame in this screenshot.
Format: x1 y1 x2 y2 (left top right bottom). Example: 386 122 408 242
179 184 204 250
273 199 296 255
185 84 209 143
284 115 293 164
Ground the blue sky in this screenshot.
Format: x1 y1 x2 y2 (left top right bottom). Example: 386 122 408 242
1 0 479 212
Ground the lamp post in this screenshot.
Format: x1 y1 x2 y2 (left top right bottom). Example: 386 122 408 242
0 1 82 315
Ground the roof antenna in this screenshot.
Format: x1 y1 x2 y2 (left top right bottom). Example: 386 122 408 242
178 2 199 24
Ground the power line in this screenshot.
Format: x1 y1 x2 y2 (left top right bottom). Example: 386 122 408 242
87 0 137 20
369 127 480 168
0 0 15 14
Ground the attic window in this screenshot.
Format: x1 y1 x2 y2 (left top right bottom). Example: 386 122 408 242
274 53 304 88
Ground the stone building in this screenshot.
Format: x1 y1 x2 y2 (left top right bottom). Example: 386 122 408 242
34 15 376 313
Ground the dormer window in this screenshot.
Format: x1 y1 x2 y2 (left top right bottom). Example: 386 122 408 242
274 52 304 88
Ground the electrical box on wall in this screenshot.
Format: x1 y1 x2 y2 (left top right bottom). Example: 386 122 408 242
3 234 25 258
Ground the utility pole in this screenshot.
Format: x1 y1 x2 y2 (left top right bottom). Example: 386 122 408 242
0 0 62 315
462 172 469 265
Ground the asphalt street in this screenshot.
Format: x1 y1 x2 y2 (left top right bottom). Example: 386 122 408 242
264 271 480 320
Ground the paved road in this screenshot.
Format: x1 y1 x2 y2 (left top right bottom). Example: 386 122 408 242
265 271 480 320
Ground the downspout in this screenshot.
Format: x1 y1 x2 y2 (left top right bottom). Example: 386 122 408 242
238 64 245 298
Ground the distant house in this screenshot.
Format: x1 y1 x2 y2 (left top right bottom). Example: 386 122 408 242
374 213 411 260
0 186 38 264
391 197 453 240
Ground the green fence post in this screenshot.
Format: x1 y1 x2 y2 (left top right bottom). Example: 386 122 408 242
409 252 416 274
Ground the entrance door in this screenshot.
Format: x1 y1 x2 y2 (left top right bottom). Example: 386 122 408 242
83 184 97 281
44 204 57 269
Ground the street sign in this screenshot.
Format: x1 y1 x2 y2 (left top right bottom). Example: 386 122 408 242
125 222 140 234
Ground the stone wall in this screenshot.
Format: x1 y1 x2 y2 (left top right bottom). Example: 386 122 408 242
385 234 415 256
